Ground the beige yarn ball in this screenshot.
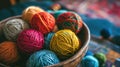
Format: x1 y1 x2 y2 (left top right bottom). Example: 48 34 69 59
22 6 44 22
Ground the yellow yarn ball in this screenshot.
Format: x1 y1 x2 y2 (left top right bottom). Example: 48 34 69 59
50 29 80 60
22 6 44 22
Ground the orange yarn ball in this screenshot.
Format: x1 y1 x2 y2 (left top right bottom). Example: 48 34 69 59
30 12 55 34
0 41 20 64
51 3 61 11
22 6 44 22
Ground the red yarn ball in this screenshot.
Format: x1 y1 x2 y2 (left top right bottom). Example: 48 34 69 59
17 29 44 54
57 12 83 33
30 12 55 34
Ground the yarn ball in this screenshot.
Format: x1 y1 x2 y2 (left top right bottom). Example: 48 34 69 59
100 28 111 39
30 12 55 34
85 50 93 56
50 29 80 60
3 19 30 41
94 53 106 66
47 10 67 19
53 10 67 19
47 10 54 13
57 12 83 33
110 35 120 46
44 32 54 49
50 3 61 11
17 29 44 54
0 41 20 64
81 56 99 67
26 50 60 67
22 6 44 22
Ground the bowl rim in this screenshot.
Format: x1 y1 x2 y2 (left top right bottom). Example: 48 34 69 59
0 15 90 67
49 21 90 66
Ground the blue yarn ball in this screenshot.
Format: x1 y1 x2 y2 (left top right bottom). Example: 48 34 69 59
110 35 120 46
44 32 54 49
81 56 99 67
85 50 93 56
100 28 111 39
26 50 60 67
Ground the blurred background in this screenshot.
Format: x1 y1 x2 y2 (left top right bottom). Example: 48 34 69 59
0 0 120 67
1 0 120 26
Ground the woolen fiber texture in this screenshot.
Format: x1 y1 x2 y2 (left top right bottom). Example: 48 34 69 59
81 56 99 67
44 32 54 49
17 29 44 54
30 12 55 34
50 29 80 60
3 18 30 41
57 12 83 33
94 53 107 66
22 6 44 22
0 41 20 64
26 50 60 67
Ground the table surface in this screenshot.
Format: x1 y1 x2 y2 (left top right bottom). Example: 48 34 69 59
77 35 120 67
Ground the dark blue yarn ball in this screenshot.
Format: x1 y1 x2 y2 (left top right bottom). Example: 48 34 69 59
100 28 111 39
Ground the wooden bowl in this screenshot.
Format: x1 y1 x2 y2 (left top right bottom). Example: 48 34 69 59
0 15 90 67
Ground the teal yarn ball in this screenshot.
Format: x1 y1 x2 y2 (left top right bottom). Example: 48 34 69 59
47 10 67 19
94 53 107 66
54 10 67 19
26 50 60 67
3 19 30 41
85 50 93 56
44 32 54 49
81 56 99 67
47 10 54 13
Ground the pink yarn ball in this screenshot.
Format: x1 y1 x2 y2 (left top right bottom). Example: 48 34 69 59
17 29 44 54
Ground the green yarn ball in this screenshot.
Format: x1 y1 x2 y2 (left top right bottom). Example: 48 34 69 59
3 19 30 41
94 53 107 66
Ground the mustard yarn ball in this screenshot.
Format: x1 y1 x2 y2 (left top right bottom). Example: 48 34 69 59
50 29 80 60
3 19 30 41
22 6 44 22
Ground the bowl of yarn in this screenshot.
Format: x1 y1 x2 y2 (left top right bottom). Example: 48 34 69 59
0 7 90 67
